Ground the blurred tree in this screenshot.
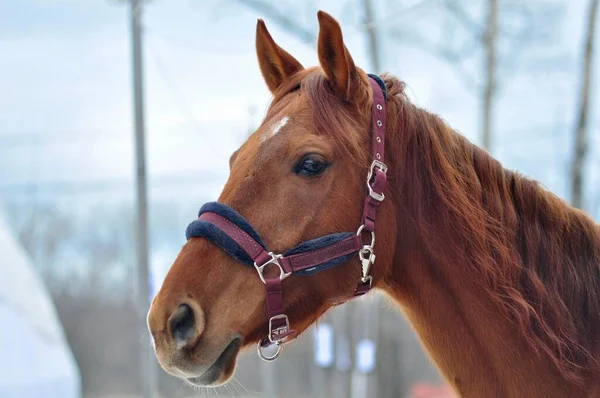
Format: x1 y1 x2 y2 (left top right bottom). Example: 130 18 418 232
2 201 135 296
362 0 381 72
570 0 598 210
482 0 497 151
233 0 317 44
388 0 566 153
3 202 73 283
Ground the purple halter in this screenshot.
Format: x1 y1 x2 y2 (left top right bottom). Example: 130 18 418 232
185 75 388 361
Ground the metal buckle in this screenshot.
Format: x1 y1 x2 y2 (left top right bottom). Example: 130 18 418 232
256 315 293 362
254 252 291 284
268 314 290 343
366 160 388 202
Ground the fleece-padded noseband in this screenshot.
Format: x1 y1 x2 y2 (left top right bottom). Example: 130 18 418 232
186 202 354 274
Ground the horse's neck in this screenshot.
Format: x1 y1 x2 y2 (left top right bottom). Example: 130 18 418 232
383 245 581 396
378 111 591 396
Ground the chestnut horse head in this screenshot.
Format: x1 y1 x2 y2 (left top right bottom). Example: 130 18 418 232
148 10 600 397
147 11 396 386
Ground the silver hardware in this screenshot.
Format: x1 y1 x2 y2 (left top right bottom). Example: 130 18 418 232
256 315 294 362
359 246 376 284
268 314 290 343
376 104 383 110
368 159 388 176
254 253 291 284
257 340 283 362
356 225 376 248
376 137 381 143
376 120 382 127
366 160 388 202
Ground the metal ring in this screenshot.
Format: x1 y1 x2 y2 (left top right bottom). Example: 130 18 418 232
356 224 365 235
377 120 382 127
356 225 376 248
257 340 282 362
376 104 383 110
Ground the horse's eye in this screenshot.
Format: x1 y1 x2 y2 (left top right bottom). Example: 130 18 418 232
294 155 328 176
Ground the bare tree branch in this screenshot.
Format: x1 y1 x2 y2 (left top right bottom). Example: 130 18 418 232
389 28 479 92
369 0 440 29
233 0 316 44
444 0 484 40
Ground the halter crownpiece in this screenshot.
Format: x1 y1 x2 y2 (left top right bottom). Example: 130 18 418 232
185 75 388 361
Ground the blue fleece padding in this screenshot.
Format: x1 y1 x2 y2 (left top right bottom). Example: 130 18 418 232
185 219 258 265
185 202 356 273
368 74 387 101
283 232 355 275
197 202 265 246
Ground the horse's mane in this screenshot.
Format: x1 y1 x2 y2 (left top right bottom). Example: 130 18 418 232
379 73 600 383
279 69 600 383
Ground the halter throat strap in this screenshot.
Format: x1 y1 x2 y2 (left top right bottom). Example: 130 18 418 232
185 75 388 361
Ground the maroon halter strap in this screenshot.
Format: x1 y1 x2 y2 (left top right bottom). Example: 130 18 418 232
197 76 387 361
362 77 388 233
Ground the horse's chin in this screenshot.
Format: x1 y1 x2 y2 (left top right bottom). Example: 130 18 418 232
186 337 242 387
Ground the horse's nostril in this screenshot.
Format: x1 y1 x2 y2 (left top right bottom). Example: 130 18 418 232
169 304 197 349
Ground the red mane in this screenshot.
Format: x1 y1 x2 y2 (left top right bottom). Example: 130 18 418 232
381 73 600 383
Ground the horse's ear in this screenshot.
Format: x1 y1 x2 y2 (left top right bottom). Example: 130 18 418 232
317 11 359 101
256 19 304 93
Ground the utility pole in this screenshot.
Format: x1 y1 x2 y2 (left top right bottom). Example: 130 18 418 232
130 0 157 397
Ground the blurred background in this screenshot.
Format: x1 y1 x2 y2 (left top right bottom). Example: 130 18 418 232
0 0 598 397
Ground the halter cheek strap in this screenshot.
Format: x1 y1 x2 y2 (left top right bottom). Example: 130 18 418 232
185 75 388 361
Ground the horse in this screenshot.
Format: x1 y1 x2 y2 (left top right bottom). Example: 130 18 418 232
147 11 600 397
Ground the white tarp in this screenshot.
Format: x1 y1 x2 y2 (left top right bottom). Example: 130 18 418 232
0 215 80 398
